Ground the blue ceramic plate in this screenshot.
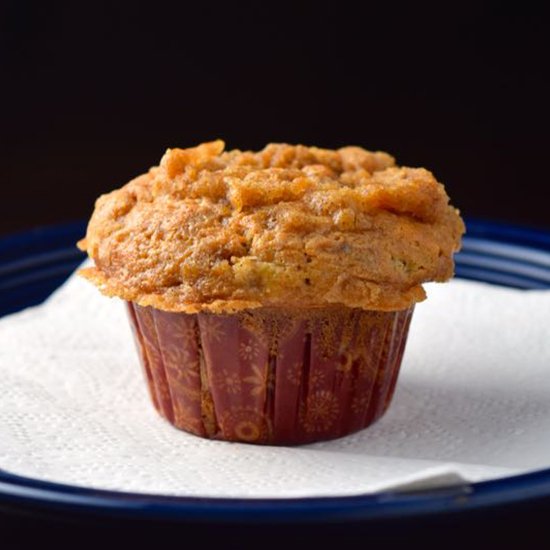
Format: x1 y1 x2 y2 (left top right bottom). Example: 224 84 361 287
1 219 549 523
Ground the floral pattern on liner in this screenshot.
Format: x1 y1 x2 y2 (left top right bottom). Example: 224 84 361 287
126 303 414 445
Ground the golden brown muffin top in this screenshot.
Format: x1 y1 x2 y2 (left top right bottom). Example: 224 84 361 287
78 140 465 313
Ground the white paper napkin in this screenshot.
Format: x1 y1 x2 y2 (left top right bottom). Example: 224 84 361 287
0 267 549 498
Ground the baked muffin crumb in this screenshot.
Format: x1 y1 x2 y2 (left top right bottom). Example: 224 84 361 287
78 141 464 312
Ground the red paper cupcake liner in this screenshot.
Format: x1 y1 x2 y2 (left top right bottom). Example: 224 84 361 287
126 303 414 445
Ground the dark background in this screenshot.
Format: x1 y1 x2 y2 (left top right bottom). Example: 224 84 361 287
1 1 549 237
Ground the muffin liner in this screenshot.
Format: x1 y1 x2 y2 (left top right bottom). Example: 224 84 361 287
126 303 414 445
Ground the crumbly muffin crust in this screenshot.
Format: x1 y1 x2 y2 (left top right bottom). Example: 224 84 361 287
78 140 464 312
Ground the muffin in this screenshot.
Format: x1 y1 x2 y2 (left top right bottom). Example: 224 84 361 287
78 140 464 445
